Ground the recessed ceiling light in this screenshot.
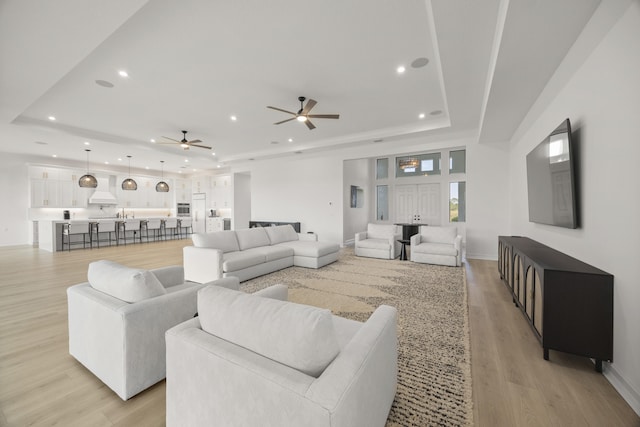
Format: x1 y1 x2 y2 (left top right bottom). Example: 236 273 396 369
396 65 406 74
192 168 197 172
118 158 122 161
419 113 426 119
95 79 114 88
84 141 90 145
211 152 216 156
217 165 221 168
48 116 56 121
288 138 293 143
184 159 189 163
430 110 443 116
52 154 57 158
411 57 429 68
118 70 129 78
178 170 182 174
145 166 149 170
230 115 237 121
104 161 109 164
150 139 156 143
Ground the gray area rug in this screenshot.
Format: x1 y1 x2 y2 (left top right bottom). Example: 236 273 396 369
242 247 473 426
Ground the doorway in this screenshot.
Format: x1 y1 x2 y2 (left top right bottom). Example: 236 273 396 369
394 184 440 225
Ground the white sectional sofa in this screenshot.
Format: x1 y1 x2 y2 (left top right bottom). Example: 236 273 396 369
184 225 340 283
166 284 398 427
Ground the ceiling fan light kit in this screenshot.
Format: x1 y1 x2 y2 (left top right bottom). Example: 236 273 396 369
121 155 138 191
267 96 339 130
78 149 98 188
160 130 211 150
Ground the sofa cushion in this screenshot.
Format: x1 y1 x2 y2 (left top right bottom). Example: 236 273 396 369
235 227 271 251
222 250 266 273
366 223 396 239
420 226 457 244
198 285 340 377
253 245 294 262
277 240 339 258
413 242 458 256
357 238 391 250
192 231 240 253
87 260 167 303
264 225 299 245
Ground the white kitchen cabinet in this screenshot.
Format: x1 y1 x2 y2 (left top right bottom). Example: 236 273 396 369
30 179 60 207
58 170 88 208
211 175 231 208
175 179 192 204
206 217 224 232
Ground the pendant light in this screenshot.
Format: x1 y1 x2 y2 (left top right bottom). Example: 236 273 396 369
156 160 169 192
121 155 137 190
78 149 98 188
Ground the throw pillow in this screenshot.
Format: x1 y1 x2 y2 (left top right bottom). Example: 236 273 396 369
198 285 339 377
87 260 167 303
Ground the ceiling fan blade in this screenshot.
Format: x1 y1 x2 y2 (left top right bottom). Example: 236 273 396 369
274 117 296 125
301 99 317 115
162 136 181 143
307 114 340 119
190 143 212 149
188 139 202 143
305 120 316 130
157 141 180 145
267 106 296 115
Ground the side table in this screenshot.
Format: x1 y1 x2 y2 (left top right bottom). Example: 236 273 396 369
398 239 411 261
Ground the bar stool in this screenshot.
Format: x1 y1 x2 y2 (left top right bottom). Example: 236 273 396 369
163 218 178 240
144 218 162 242
122 219 142 245
178 218 193 239
96 220 118 247
62 221 91 251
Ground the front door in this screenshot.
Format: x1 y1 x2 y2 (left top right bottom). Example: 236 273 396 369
394 184 440 225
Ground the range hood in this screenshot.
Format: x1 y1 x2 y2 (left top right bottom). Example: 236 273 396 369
88 177 118 205
88 191 118 205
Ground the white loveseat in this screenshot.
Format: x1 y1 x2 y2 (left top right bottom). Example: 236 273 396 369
354 223 401 259
184 225 340 283
410 225 462 266
67 261 238 400
166 285 398 427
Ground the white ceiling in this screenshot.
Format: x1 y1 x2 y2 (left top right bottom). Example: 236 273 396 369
0 0 601 175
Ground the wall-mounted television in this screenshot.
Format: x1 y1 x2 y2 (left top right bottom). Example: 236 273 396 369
526 118 578 229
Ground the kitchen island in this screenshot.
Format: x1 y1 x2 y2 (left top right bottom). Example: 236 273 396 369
38 218 186 252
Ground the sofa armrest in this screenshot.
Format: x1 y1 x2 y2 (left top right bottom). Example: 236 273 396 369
410 233 421 246
203 276 240 291
306 305 398 423
252 284 288 301
454 235 462 251
355 231 367 242
298 232 318 242
183 246 224 284
151 265 184 288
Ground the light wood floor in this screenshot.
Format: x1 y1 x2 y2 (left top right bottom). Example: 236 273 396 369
0 242 638 426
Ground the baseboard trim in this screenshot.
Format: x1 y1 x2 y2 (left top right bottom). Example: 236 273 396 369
344 239 355 247
604 363 640 417
465 253 497 261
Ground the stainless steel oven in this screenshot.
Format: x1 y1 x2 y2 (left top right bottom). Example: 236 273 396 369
177 203 191 217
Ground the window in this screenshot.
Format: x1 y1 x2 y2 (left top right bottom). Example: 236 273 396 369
376 158 388 179
450 181 466 222
396 153 441 177
449 150 466 174
376 185 388 220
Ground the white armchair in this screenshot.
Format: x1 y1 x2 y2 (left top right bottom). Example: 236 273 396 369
410 226 462 266
67 260 239 400
166 285 398 427
354 223 401 259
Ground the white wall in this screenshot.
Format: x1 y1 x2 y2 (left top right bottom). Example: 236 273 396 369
250 155 344 243
232 173 251 229
0 153 30 246
343 158 372 243
507 1 640 414
465 143 510 259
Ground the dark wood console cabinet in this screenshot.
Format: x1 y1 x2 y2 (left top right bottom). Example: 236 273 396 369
498 236 613 372
249 221 301 233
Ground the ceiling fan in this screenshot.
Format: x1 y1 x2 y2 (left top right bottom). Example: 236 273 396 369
160 130 211 150
267 96 339 130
